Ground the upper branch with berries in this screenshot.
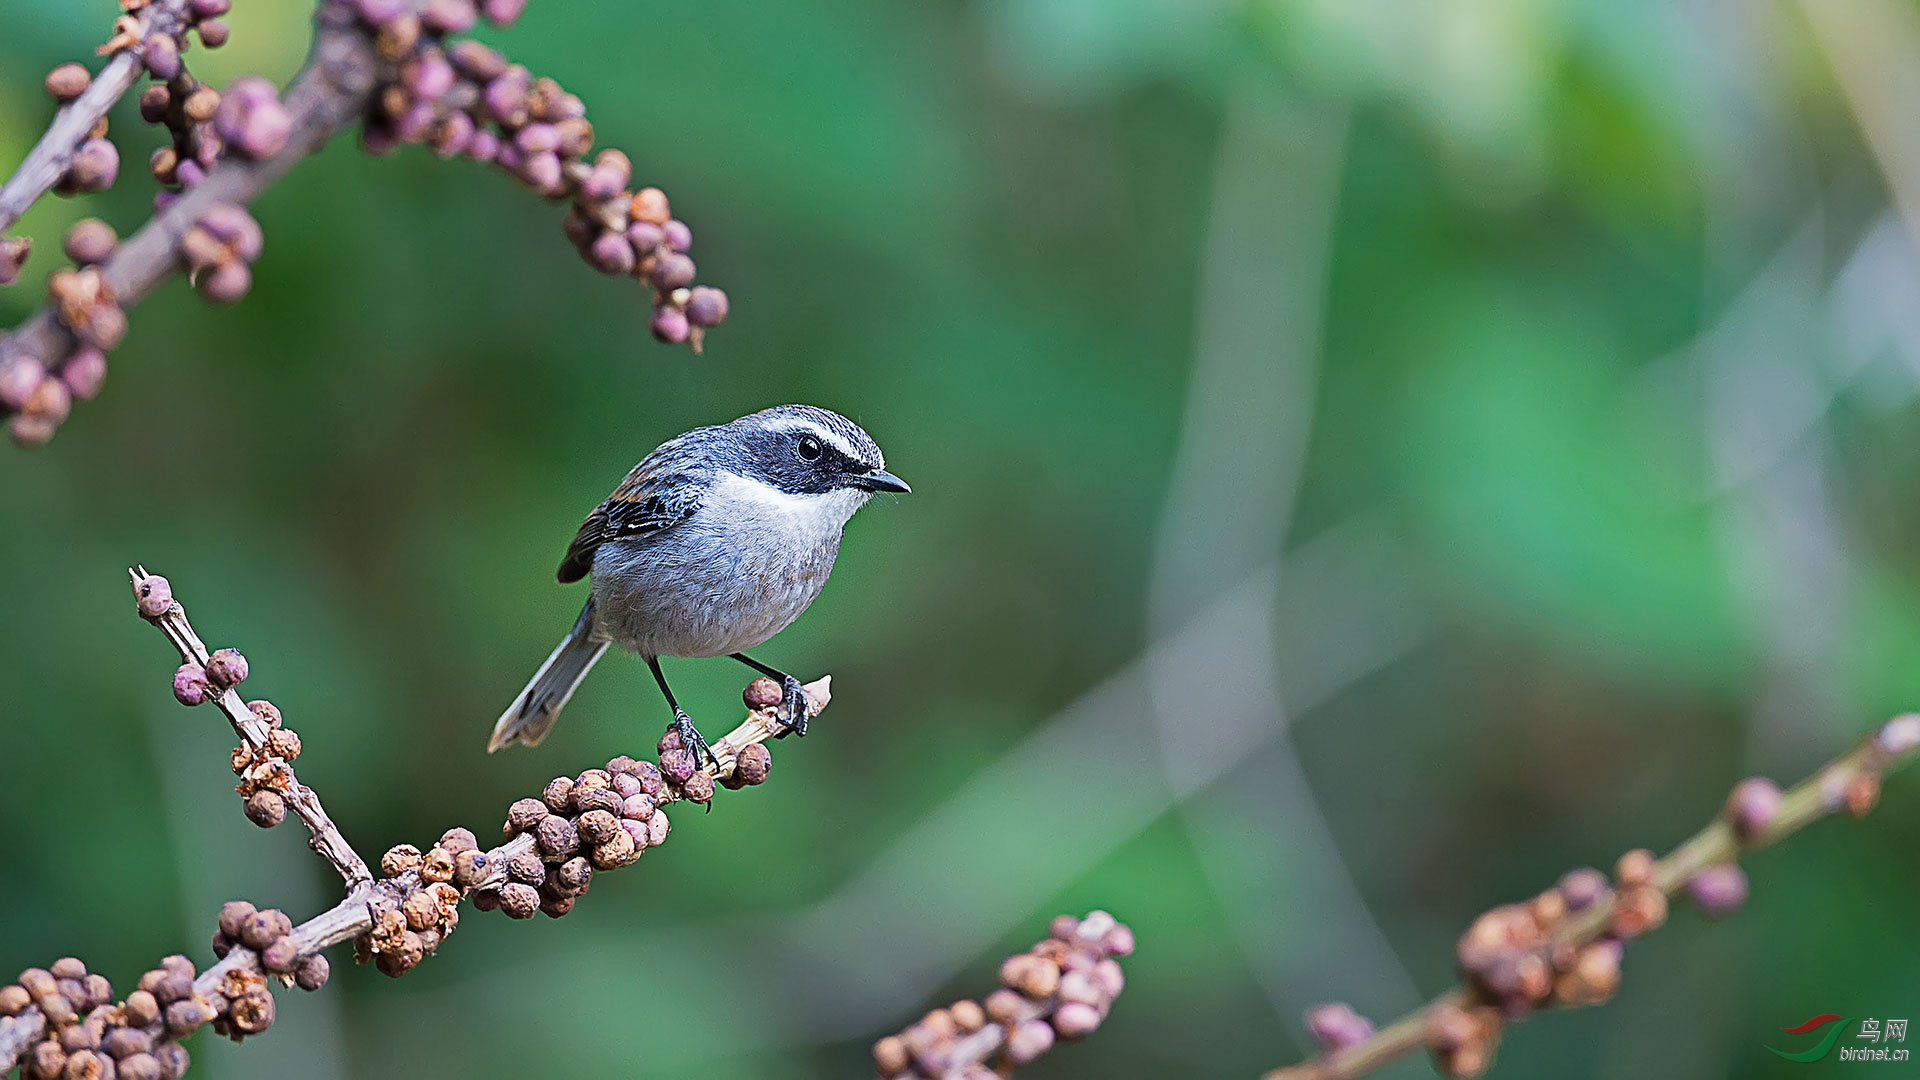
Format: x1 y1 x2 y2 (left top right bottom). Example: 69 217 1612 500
1266 715 1920 1080
0 0 732 447
0 569 821 1079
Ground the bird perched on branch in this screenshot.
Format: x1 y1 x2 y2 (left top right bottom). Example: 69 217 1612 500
489 404 909 763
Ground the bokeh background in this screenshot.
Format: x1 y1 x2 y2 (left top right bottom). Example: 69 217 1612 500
3 0 1920 1076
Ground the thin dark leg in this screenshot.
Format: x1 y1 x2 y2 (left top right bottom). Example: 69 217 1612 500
647 656 716 770
730 652 810 737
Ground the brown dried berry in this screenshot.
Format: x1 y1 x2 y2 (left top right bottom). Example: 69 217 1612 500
204 648 248 689
401 891 439 931
619 792 656 821
45 64 91 102
164 997 214 1038
541 776 574 812
681 770 716 803
419 846 455 883
507 850 546 885
659 747 696 784
506 797 548 833
575 809 620 845
240 909 291 950
262 938 301 974
122 989 158 1026
243 789 286 828
62 1049 105 1080
438 826 478 854
294 954 330 992
498 882 539 919
264 728 301 760
49 958 85 981
453 848 490 887
229 989 274 1033
572 787 621 816
744 677 781 709
646 809 670 847
380 844 423 878
118 1055 162 1080
247 700 283 728
872 1035 909 1077
101 1027 152 1059
735 743 771 785
575 768 612 792
534 815 578 859
590 826 637 869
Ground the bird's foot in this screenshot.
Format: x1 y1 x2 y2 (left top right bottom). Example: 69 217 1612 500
779 674 810 738
672 710 718 772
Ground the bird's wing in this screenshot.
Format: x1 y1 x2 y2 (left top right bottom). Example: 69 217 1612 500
556 455 704 583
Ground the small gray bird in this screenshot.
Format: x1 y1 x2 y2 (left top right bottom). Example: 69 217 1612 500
488 404 908 761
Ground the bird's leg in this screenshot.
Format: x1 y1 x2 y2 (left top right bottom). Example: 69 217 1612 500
730 652 810 737
647 657 717 771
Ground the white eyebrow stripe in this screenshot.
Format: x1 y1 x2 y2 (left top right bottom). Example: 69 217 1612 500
762 417 861 460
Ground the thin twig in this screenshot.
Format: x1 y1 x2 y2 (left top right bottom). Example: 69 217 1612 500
1263 717 1919 1079
132 566 373 887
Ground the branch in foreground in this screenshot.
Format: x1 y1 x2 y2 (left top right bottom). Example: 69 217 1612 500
0 0 206 236
1266 713 1920 1080
0 0 731 446
872 911 1134 1079
0 568 827 1077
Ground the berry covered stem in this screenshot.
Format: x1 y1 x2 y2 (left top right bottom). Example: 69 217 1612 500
1263 714 1920 1080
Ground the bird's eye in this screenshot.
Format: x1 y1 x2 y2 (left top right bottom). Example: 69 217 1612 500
797 434 823 461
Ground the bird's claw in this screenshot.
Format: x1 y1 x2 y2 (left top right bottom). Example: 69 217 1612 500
673 710 718 772
779 674 809 738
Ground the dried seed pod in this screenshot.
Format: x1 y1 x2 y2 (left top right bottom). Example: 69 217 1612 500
262 937 302 974
534 815 578 860
507 850 545 885
45 64 90 102
381 844 422 878
452 848 490 887
419 846 455 883
101 1027 152 1059
498 882 539 919
122 989 159 1026
572 787 620 816
401 891 439 931
681 770 715 803
575 809 620 845
734 743 771 786
239 909 291 950
229 989 274 1033
204 648 248 689
506 797 548 833
294 954 330 992
658 747 696 784
242 790 286 828
590 826 637 869
173 663 211 706
438 826 478 855
164 997 214 1038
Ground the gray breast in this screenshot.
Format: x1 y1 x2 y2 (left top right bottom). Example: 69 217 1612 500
586 474 867 659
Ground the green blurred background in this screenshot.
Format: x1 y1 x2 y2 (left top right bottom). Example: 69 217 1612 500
3 0 1919 1076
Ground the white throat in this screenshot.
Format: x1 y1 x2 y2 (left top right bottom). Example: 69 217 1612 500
709 471 871 535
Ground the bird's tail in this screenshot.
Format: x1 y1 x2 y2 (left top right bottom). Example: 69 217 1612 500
488 600 609 753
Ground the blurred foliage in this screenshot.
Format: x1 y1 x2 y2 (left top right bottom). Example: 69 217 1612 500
2 1 1918 1078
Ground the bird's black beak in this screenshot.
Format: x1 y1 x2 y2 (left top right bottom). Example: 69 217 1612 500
857 468 911 493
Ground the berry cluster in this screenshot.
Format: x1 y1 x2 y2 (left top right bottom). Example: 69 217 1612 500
872 911 1134 1079
1284 714 1920 1080
341 0 730 351
2 957 194 1080
357 832 476 977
